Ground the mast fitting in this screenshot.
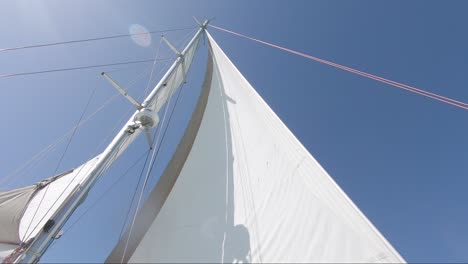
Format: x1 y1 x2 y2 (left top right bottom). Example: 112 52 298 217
133 108 159 149
161 36 182 57
101 72 143 110
134 108 159 128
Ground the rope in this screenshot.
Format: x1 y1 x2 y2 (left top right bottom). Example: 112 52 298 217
209 24 468 111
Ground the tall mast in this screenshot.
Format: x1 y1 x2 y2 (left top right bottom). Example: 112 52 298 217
19 20 208 264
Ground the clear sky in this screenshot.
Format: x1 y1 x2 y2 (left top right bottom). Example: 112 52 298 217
1 1 467 263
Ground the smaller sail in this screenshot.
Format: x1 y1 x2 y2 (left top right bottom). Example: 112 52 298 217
0 157 99 261
0 185 36 244
19 157 99 242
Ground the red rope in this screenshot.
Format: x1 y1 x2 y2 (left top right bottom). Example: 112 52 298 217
209 24 468 111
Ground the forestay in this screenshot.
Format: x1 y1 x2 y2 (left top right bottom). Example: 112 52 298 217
108 31 405 263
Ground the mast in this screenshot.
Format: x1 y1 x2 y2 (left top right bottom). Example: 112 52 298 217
106 31 404 263
19 20 208 264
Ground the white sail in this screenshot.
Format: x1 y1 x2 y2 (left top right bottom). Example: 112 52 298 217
107 31 405 263
0 157 99 261
19 157 100 242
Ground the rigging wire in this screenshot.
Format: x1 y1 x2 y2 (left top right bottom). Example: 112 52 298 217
95 49 177 154
118 71 187 244
2 29 195 250
117 32 198 245
91 106 134 155
119 32 202 260
23 133 133 242
20 53 174 239
46 149 150 252
24 32 186 241
140 27 197 97
0 58 170 79
0 61 159 188
22 78 100 241
62 149 150 234
143 38 164 98
209 24 468 111
91 46 174 154
116 142 153 242
0 26 196 52
145 28 201 187
50 32 192 248
19 50 172 239
120 61 184 263
0 30 192 186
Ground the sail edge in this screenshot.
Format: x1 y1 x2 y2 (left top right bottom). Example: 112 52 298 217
106 48 214 264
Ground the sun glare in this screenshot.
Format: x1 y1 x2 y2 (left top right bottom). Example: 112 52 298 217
129 24 151 47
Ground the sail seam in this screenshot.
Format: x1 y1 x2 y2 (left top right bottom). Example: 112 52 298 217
106 35 208 263
206 31 405 262
120 60 182 263
213 50 265 263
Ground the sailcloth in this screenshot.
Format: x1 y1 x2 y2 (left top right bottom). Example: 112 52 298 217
0 157 99 261
108 31 404 263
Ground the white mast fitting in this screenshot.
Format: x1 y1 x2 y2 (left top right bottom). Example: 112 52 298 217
16 20 208 264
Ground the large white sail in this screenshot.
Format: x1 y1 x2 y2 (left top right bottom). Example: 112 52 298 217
107 31 405 263
1 27 203 264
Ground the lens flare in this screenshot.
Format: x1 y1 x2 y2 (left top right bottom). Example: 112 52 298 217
129 24 151 47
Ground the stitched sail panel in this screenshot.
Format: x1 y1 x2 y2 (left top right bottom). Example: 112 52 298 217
118 32 404 263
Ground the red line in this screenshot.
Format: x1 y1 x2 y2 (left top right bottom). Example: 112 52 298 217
209 24 468 111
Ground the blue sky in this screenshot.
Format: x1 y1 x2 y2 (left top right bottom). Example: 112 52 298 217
1 1 467 263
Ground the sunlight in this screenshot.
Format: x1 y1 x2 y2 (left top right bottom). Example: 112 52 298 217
129 24 151 47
